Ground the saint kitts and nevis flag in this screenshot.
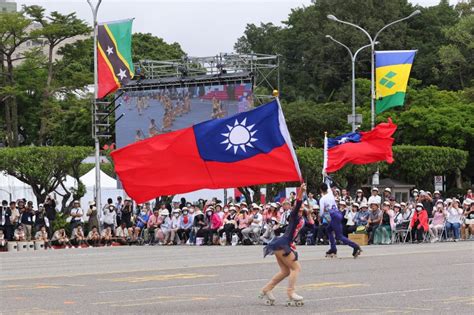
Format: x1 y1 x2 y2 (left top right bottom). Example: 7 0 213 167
375 50 417 114
97 19 134 99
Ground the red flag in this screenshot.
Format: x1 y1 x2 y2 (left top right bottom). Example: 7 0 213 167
111 100 301 203
324 119 397 173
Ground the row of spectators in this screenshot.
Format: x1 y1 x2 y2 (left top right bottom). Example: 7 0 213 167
1 188 473 249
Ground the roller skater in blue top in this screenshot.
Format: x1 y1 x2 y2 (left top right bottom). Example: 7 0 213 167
319 182 362 259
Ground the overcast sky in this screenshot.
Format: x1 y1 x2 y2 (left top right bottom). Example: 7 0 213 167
14 0 462 56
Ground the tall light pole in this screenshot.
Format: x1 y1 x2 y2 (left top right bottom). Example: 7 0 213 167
327 10 421 129
325 35 375 132
87 0 102 215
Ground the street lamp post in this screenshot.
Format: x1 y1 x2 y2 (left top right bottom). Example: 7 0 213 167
327 10 421 129
325 35 375 132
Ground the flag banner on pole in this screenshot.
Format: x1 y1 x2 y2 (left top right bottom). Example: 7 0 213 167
375 50 416 114
323 119 397 173
111 100 302 203
97 19 134 99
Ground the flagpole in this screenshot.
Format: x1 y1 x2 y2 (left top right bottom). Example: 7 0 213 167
88 0 102 217
322 131 328 179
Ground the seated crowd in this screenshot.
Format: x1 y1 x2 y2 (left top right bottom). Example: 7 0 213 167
0 188 473 250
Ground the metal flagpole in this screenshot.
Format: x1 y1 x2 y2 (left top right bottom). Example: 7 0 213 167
87 0 103 215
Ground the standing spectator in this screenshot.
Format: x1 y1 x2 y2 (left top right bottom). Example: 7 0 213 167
419 191 433 218
341 189 352 205
383 188 392 202
20 201 34 241
354 189 367 205
307 192 317 208
87 227 101 247
101 227 113 246
71 225 87 247
464 189 473 201
34 226 51 249
430 201 446 242
445 199 463 241
409 203 429 243
242 204 263 245
0 200 13 241
14 225 26 241
70 200 84 231
87 201 99 232
51 229 72 248
9 201 20 230
44 196 57 238
121 198 133 228
102 204 117 234
368 187 381 207
366 201 382 245
432 191 442 205
115 196 123 226
177 207 193 244
34 204 49 236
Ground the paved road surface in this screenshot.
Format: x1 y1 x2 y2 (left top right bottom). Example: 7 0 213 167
1 242 473 314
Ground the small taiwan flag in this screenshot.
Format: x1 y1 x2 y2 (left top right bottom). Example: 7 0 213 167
97 19 134 99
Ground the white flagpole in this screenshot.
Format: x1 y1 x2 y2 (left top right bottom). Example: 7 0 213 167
87 0 102 217
322 131 328 179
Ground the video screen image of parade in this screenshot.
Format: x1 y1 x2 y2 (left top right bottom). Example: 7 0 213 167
115 83 253 148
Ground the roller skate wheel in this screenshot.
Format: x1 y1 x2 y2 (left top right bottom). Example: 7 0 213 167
296 301 304 306
265 300 274 306
286 301 292 307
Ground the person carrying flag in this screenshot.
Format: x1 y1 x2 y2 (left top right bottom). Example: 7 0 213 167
319 180 362 259
259 183 306 307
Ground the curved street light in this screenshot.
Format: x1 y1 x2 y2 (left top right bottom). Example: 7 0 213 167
325 35 378 132
327 10 421 129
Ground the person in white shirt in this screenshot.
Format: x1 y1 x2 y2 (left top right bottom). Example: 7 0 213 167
115 222 130 245
69 200 84 230
169 208 180 245
344 202 358 235
242 204 263 244
367 187 381 207
102 205 117 234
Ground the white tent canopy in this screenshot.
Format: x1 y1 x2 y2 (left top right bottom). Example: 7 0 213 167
79 167 117 188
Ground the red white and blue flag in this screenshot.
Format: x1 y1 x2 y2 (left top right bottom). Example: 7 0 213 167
323 119 397 173
111 100 302 203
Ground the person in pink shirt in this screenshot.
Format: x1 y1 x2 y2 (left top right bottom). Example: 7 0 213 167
209 207 223 245
146 209 161 244
236 207 249 243
429 200 446 242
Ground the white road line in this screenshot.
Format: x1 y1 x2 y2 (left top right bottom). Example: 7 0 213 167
305 288 434 302
452 262 474 266
99 278 269 294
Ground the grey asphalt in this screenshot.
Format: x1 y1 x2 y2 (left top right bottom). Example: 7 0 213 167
1 242 473 314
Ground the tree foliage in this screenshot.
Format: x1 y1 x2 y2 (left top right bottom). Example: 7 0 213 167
0 146 92 205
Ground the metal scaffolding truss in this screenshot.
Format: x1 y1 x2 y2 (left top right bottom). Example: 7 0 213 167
135 53 279 104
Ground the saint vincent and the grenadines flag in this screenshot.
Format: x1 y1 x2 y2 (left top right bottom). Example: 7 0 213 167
375 50 416 114
97 19 134 99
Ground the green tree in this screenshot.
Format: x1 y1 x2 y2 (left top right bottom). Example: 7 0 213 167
132 32 185 63
23 5 91 145
0 146 92 206
0 10 35 147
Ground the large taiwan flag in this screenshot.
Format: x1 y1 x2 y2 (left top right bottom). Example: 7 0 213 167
111 100 302 203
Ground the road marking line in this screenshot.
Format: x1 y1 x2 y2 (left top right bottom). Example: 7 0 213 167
110 296 214 307
99 278 269 294
99 273 215 283
305 288 434 302
452 262 474 266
